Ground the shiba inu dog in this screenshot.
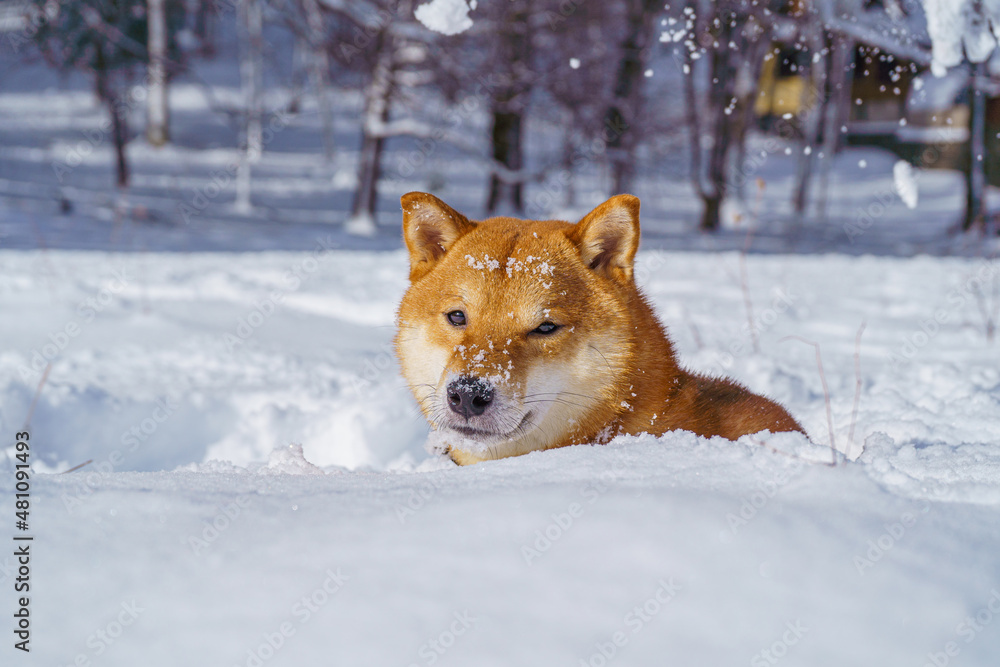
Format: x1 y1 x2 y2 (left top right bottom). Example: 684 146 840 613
395 192 802 465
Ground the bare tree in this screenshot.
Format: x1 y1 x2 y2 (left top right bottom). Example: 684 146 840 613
964 60 988 232
304 0 335 161
815 33 854 224
683 0 771 230
350 22 395 234
792 20 826 221
484 0 531 214
235 0 263 213
29 0 187 188
147 0 170 146
184 0 216 55
603 0 663 195
321 0 437 235
440 0 622 214
280 0 337 161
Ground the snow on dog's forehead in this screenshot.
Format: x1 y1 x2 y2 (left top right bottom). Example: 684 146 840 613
447 220 582 289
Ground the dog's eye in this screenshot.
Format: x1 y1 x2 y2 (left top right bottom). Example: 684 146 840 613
446 310 467 326
532 322 560 335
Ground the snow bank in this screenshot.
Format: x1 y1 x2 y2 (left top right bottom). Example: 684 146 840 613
15 431 1000 666
2 248 998 665
3 249 998 473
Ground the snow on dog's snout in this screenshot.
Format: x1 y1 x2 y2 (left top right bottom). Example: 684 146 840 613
396 192 632 465
431 334 538 448
428 363 573 459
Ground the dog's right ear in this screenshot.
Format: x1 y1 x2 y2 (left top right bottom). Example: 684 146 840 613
401 192 475 282
568 194 640 283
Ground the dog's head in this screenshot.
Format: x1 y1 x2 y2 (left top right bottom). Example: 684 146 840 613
395 192 642 464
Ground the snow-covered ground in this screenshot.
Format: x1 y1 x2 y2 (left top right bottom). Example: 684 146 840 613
2 246 999 665
2 18 1000 666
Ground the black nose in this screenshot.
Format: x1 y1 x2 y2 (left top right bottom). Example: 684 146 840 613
447 376 494 418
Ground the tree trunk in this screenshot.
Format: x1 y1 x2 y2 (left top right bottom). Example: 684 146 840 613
94 43 129 188
700 19 738 231
486 110 524 214
605 0 660 195
816 35 853 224
561 127 576 208
146 0 170 146
486 0 528 215
964 60 987 232
700 193 722 232
793 25 827 220
110 93 130 189
188 0 214 56
302 0 334 161
605 108 634 195
683 5 707 205
235 0 263 213
367 135 386 214
730 19 768 205
351 126 388 233
349 30 393 235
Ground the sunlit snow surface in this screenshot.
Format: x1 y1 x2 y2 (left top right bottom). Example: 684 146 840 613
1 248 999 666
1 27 999 667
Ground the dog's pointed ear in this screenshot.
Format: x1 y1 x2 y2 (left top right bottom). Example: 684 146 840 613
568 194 640 282
401 192 475 282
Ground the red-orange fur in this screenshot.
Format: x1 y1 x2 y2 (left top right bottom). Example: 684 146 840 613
395 192 802 465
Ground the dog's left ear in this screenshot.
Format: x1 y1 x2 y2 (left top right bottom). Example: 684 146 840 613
401 192 475 282
568 194 640 282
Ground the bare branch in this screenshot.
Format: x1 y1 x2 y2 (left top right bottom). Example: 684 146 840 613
780 335 837 466
848 321 867 458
